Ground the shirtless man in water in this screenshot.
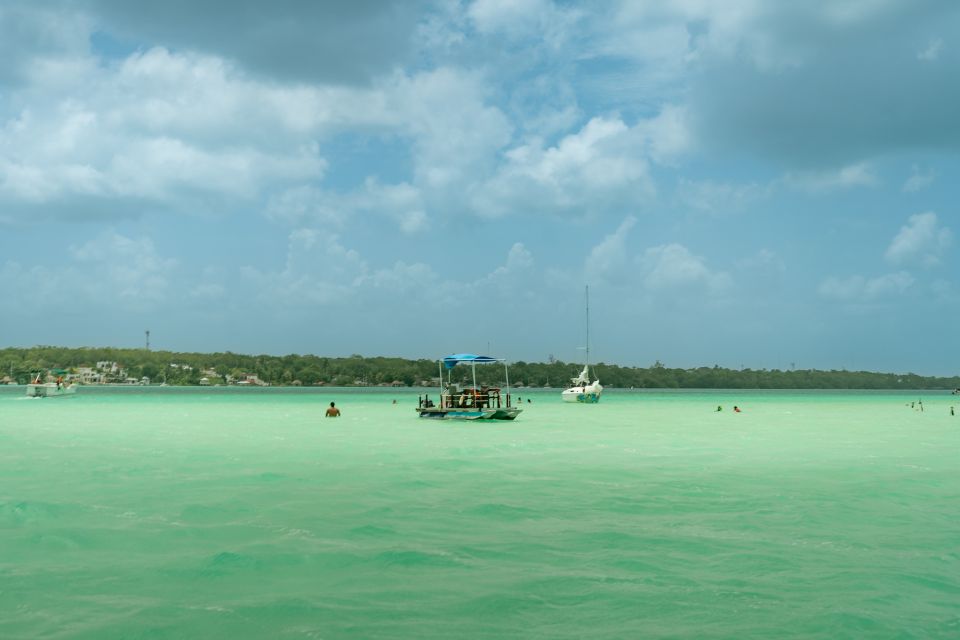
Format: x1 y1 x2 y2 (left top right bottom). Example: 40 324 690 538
325 401 341 417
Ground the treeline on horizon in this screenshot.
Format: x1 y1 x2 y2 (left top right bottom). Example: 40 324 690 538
3 346 959 390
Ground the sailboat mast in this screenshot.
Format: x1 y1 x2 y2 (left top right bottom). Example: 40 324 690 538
585 285 590 369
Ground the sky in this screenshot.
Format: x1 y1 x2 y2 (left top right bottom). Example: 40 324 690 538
1 1 958 375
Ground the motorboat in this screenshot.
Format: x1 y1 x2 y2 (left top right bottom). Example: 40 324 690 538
561 285 603 403
25 372 77 398
417 354 522 420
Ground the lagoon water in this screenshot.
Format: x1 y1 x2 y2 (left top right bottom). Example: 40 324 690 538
1 386 958 639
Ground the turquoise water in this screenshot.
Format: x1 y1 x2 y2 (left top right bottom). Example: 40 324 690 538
1 387 958 639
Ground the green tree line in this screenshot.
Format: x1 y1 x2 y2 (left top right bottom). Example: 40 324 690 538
2 346 958 390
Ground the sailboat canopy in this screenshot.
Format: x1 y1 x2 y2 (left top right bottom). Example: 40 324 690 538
442 354 502 369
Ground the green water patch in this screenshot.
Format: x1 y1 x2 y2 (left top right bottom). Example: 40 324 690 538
2 389 958 639
349 524 399 538
373 548 466 569
464 502 540 521
1 500 82 526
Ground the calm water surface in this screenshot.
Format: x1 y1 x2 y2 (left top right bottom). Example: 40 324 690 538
1 387 958 639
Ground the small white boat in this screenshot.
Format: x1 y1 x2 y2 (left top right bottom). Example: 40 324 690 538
25 373 77 398
26 383 77 398
562 285 603 404
417 354 522 420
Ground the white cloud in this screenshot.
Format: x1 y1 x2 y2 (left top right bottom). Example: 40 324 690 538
586 217 636 285
264 186 344 227
608 1 810 73
733 248 786 294
393 67 513 192
467 0 580 53
532 117 639 185
929 278 958 305
818 275 864 300
264 179 427 234
83 1 421 86
475 115 654 218
355 179 428 234
285 230 365 286
885 212 952 267
818 271 914 301
2 46 517 229
69 230 177 306
783 163 878 192
0 15 676 233
917 37 943 61
0 46 336 217
360 261 441 295
0 261 78 316
901 165 937 193
736 248 783 272
505 242 534 270
109 137 324 202
582 221 733 297
189 282 226 300
0 3 92 86
864 271 915 297
640 243 731 294
0 229 179 318
636 104 693 165
241 230 366 307
468 0 550 35
476 242 536 291
676 178 769 213
108 46 383 139
822 0 904 25
243 230 540 312
188 266 228 300
595 5 694 74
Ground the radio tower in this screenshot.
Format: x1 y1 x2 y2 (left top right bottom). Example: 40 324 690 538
145 329 150 351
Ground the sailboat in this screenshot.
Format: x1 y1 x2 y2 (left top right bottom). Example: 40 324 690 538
561 285 603 403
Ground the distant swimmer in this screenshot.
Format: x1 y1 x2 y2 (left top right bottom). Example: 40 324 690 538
733 406 741 413
325 401 341 417
951 406 955 416
716 405 723 412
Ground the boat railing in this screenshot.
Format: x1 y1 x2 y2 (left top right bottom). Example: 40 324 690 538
419 387 514 409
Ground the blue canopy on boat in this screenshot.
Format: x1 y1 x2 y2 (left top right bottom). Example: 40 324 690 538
443 354 501 369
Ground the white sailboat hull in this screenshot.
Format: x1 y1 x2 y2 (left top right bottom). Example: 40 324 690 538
561 381 602 403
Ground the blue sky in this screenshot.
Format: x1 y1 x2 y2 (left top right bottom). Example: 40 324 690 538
1 1 958 375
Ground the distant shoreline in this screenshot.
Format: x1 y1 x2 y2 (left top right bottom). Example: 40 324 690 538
2 346 959 390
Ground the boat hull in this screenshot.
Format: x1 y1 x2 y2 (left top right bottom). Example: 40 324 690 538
416 407 522 420
561 386 602 403
26 383 77 398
